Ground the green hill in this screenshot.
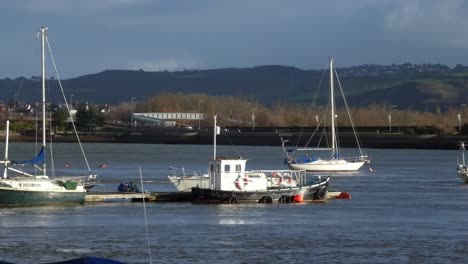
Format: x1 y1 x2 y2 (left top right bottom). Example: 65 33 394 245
1 64 468 110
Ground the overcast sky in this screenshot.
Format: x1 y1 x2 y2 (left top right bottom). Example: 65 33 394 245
2 0 468 78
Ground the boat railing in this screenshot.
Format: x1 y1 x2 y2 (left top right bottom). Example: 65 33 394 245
169 166 209 178
249 169 308 184
343 155 370 163
169 166 186 177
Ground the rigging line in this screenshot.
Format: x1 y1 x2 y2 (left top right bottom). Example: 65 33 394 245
221 131 243 158
48 99 56 178
303 100 330 148
215 114 242 158
294 67 328 147
334 68 365 155
139 167 153 264
10 78 24 119
45 36 92 173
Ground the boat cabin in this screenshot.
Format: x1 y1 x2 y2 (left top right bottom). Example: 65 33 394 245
208 158 267 191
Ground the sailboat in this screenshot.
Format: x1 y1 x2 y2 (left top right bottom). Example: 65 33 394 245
0 27 86 206
282 58 370 172
457 141 468 183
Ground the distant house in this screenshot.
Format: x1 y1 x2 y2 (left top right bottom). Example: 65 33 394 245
98 104 111 113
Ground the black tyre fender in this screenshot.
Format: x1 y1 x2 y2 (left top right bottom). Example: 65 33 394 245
228 197 237 204
315 188 326 200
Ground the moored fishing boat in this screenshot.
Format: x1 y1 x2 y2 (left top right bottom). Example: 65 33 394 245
191 115 331 204
191 158 330 204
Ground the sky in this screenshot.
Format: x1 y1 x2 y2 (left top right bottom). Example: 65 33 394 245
1 0 468 79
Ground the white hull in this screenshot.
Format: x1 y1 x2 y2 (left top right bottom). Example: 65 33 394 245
458 166 468 183
168 175 209 192
289 160 365 172
169 171 285 192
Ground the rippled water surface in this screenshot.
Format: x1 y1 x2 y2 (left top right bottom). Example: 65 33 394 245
0 143 467 263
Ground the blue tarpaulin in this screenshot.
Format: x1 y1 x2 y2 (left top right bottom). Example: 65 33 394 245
11 146 45 165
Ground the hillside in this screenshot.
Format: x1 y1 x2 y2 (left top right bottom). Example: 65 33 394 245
1 63 468 110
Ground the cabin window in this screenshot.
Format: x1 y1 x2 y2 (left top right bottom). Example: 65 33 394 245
224 165 230 172
210 164 214 172
235 164 242 172
216 164 220 173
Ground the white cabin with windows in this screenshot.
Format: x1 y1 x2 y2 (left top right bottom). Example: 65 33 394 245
209 158 267 192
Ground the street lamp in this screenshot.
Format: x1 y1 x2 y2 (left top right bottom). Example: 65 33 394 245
315 106 323 128
198 100 204 130
459 104 466 132
12 93 19 115
130 97 136 127
252 108 257 132
388 105 397 132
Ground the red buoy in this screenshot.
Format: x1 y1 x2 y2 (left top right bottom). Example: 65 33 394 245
336 192 352 199
99 164 107 168
293 194 304 203
64 164 70 168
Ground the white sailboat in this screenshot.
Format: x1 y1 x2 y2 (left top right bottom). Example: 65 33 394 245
0 27 86 206
457 141 468 183
282 58 370 172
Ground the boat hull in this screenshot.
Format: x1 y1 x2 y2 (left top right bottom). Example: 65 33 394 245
168 176 209 192
458 169 468 183
192 177 330 204
0 188 85 207
289 160 365 172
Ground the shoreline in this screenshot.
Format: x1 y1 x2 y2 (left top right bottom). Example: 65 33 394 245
5 130 468 150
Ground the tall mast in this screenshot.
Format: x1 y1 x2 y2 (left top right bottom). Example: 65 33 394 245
213 114 217 160
462 142 466 166
40 26 47 175
330 58 336 158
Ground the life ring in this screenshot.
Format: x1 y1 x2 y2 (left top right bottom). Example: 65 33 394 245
314 188 326 200
280 173 293 187
234 175 249 190
271 172 281 186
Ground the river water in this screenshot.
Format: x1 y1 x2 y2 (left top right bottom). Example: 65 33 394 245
0 143 467 263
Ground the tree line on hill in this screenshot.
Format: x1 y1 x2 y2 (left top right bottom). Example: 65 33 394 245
1 93 466 135
109 93 468 135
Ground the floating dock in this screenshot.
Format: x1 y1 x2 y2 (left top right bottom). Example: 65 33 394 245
85 191 349 203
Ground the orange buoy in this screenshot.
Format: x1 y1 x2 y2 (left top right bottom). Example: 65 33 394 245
293 194 304 203
99 164 107 168
337 192 352 199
